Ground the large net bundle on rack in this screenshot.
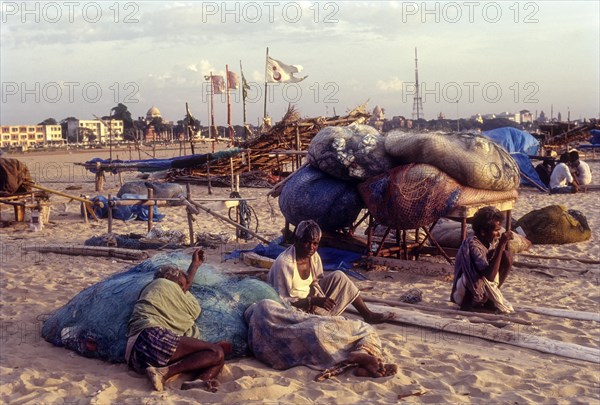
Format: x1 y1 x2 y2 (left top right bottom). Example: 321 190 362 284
307 123 396 181
41 251 281 363
278 165 364 231
455 187 519 206
384 131 520 191
516 205 591 244
358 163 462 230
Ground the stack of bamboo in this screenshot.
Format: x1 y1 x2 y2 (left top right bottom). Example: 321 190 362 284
172 105 371 180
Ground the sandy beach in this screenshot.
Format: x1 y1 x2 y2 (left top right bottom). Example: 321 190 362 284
1 148 598 404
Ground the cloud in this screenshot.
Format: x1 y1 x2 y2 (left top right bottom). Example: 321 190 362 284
376 77 404 93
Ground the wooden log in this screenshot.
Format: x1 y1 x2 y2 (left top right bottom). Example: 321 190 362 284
519 305 600 322
23 245 148 260
350 303 599 364
362 296 532 326
27 183 102 207
147 188 154 232
517 253 600 265
513 260 589 274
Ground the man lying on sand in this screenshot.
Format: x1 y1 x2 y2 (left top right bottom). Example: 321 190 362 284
268 219 395 324
125 249 230 392
450 207 515 314
245 299 398 380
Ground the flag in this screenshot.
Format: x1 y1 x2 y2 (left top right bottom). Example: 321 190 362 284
227 71 239 90
241 70 250 100
266 56 307 83
210 75 225 94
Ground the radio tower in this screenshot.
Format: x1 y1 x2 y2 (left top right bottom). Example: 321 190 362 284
412 47 424 121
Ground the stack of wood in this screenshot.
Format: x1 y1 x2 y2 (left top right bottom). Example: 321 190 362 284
169 104 371 181
542 123 599 146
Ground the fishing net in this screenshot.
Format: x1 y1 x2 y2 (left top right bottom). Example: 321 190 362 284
384 131 520 191
307 123 396 181
41 251 281 363
278 165 364 231
455 187 519 206
358 164 462 230
117 181 184 206
516 205 592 244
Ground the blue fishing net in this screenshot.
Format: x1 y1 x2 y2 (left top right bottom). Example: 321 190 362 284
41 251 281 363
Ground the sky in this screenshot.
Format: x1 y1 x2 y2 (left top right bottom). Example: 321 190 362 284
1 1 599 127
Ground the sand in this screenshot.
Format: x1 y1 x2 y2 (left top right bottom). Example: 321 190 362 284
1 148 598 404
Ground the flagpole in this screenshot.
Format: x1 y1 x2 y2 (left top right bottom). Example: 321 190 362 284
240 60 247 140
226 64 233 144
263 47 269 122
209 71 216 153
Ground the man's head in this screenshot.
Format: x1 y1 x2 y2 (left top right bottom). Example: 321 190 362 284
155 265 186 289
569 150 580 165
472 206 504 245
294 220 322 258
559 152 570 164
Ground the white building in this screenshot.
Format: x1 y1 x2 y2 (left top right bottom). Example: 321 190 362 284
67 119 124 144
1 124 63 148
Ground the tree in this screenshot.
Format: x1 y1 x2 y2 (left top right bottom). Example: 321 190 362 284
107 103 134 130
38 118 57 125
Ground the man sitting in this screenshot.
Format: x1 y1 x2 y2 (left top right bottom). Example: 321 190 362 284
450 207 515 314
569 150 592 186
549 153 579 194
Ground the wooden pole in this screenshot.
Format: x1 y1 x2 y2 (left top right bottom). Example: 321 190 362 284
207 162 213 195
107 194 113 233
517 253 600 265
23 244 148 261
230 158 235 192
186 184 195 246
147 188 154 232
348 303 599 364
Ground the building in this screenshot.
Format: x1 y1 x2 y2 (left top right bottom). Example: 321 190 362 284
146 106 162 121
1 124 64 148
67 119 124 144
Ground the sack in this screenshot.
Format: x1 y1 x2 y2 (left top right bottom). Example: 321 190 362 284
0 158 32 195
516 205 591 244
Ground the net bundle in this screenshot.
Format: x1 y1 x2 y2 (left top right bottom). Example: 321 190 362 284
278 165 364 231
41 251 281 363
358 164 462 230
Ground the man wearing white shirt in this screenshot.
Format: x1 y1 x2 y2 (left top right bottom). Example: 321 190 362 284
569 150 592 186
549 153 579 194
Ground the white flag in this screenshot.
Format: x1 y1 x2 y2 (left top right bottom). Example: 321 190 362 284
266 56 307 83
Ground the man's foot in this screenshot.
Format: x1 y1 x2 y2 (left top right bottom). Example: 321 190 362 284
181 379 220 392
146 366 167 391
364 312 396 324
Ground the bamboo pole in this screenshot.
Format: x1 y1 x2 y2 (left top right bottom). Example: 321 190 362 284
519 305 600 322
26 183 102 207
513 260 589 274
350 303 599 364
147 188 154 232
23 245 148 260
107 194 113 233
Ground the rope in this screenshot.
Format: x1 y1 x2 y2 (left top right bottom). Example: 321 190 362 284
228 191 259 240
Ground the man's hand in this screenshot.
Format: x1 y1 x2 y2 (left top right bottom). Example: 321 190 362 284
500 231 514 244
312 297 336 311
191 248 205 266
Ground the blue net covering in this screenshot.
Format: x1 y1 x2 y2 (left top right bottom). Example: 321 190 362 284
41 251 281 363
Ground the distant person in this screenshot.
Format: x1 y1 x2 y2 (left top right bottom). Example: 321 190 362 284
126 249 228 392
268 220 395 324
450 207 515 314
534 158 555 187
569 150 592 186
549 153 578 194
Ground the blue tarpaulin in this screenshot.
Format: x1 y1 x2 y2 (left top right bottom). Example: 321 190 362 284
483 127 540 155
225 238 367 280
483 127 546 191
